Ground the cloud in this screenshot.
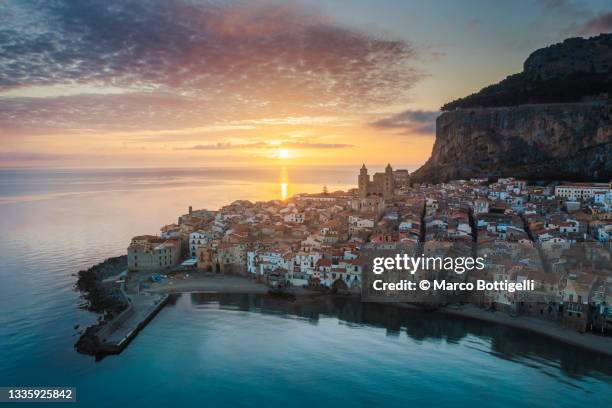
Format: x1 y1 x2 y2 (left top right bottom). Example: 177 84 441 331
539 0 588 17
0 0 422 135
578 12 612 36
278 141 354 149
0 152 68 162
176 141 354 150
177 142 267 151
370 109 439 135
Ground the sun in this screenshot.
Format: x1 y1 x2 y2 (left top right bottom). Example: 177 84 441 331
277 148 290 159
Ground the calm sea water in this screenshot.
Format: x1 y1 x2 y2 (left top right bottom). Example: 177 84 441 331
0 167 611 407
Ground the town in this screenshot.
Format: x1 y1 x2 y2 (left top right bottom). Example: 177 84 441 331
126 165 612 335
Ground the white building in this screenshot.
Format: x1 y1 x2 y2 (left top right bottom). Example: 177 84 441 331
348 215 375 234
283 212 305 223
247 250 287 275
555 182 611 201
471 199 489 214
189 231 214 258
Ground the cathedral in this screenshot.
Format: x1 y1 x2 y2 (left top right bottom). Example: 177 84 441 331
358 164 396 199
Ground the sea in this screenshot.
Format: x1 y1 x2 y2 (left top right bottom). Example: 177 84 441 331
0 167 611 407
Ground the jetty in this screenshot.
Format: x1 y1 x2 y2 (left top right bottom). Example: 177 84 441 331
76 270 169 356
94 292 169 354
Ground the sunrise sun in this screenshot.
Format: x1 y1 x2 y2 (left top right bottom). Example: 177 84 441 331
277 148 290 159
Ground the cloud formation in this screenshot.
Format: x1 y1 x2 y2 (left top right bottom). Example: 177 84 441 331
0 0 422 135
176 141 354 150
578 12 612 36
0 152 68 162
370 109 439 135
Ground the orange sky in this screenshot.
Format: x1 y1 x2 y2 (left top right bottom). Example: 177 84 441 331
3 114 436 169
1 0 609 169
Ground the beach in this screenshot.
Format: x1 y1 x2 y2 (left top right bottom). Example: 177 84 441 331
141 273 269 295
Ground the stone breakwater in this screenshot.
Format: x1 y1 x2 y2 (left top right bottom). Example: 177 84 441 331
75 255 128 315
74 255 170 356
411 102 612 183
75 256 129 355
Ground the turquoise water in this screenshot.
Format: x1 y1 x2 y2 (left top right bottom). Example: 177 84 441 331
0 168 611 407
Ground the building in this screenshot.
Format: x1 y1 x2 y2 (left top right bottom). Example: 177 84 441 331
247 250 287 275
358 164 396 199
189 230 213 258
348 215 375 235
555 182 611 201
350 195 385 215
561 274 598 332
127 235 181 272
393 169 410 188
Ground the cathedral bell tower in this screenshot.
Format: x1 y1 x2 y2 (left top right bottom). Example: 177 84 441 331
383 163 394 199
358 164 369 197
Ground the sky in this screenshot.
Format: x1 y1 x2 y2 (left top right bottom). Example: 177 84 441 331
0 0 611 170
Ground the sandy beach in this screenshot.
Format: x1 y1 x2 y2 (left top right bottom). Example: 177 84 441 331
142 273 269 294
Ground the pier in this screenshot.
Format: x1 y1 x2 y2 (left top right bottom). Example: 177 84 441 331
95 293 169 354
76 270 169 356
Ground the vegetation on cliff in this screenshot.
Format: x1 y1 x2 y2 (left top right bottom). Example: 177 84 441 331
411 35 612 184
441 73 611 111
442 34 612 110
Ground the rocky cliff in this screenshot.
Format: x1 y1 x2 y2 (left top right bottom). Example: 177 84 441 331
412 35 612 183
411 102 611 183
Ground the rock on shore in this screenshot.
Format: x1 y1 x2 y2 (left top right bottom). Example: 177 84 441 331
74 255 129 356
75 255 128 315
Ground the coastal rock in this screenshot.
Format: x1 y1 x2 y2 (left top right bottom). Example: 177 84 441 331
75 256 128 356
413 35 612 183
411 102 612 183
75 255 128 315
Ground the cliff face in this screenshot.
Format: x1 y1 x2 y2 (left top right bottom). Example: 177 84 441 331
411 102 612 183
412 34 612 183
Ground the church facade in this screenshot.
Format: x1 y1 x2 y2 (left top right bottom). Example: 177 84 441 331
358 164 397 199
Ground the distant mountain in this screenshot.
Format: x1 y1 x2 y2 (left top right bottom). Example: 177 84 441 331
411 35 612 184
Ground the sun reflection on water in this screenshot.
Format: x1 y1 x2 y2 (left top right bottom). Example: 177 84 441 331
280 182 288 200
280 166 289 200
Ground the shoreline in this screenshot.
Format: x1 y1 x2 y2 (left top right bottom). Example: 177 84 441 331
436 304 612 357
78 265 611 358
146 275 612 357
